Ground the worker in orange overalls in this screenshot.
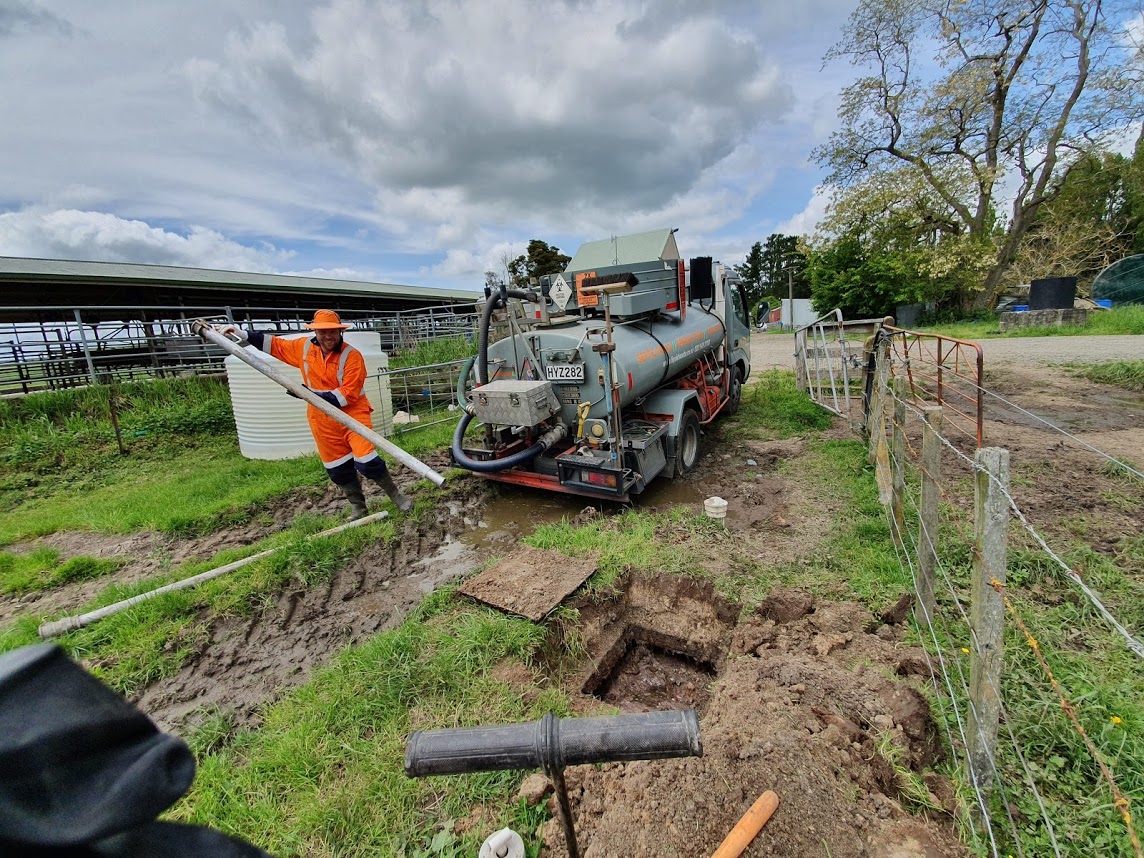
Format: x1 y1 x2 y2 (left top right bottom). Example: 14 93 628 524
218 309 411 517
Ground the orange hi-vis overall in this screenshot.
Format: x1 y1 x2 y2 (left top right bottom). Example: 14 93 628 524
261 335 380 473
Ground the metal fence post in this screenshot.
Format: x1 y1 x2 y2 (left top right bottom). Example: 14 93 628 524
968 446 1009 794
73 309 98 386
794 327 807 392
917 406 944 627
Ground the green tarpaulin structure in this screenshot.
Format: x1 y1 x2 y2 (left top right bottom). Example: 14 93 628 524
1093 255 1144 305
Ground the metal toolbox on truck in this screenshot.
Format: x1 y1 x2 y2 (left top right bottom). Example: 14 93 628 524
471 379 561 426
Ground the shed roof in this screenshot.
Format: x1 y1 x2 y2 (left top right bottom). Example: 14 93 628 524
567 229 680 271
0 257 478 323
0 257 474 300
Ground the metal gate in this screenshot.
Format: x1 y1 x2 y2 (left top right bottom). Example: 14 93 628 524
793 309 858 418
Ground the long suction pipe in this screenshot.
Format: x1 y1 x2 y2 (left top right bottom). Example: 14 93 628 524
191 321 445 487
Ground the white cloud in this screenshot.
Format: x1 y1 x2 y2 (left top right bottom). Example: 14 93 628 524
775 187 831 238
0 209 292 271
187 0 792 244
0 0 856 288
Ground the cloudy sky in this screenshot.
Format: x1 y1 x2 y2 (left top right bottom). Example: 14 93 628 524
0 0 856 293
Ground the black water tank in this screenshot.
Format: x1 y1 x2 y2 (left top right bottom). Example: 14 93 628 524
1029 276 1076 310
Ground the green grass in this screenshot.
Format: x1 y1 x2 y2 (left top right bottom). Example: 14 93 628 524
0 548 125 595
728 370 835 439
525 506 714 595
0 436 325 545
0 512 400 695
1067 360 1144 392
921 304 1144 340
0 376 235 471
172 594 565 858
884 480 1144 857
389 336 477 369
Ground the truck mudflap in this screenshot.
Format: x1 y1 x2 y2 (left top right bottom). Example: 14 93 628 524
555 451 638 498
479 467 632 503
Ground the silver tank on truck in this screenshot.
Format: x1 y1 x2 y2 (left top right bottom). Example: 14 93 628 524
452 243 751 501
486 308 727 426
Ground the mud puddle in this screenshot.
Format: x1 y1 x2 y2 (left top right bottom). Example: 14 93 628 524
134 477 618 734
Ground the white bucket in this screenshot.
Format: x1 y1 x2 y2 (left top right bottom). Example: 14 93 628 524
704 496 728 520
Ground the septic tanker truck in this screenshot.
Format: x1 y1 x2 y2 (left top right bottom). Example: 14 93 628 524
451 231 752 501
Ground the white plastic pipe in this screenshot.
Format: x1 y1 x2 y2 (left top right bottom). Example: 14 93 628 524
38 510 389 638
192 321 446 486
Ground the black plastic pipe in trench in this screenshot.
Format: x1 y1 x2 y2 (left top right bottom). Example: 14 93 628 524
405 710 703 858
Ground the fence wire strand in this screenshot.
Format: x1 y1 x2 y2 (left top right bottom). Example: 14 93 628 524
875 389 1142 856
893 441 1062 856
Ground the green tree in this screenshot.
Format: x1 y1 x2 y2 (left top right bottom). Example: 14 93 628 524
759 234 811 300
734 242 766 308
1009 150 1132 291
816 0 1143 311
507 240 572 288
806 232 933 319
736 234 810 311
1008 128 1144 290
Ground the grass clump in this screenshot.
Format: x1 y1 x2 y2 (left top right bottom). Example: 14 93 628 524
921 304 1144 340
0 548 126 594
1067 360 1144 392
173 597 564 857
389 336 477 369
729 371 834 440
524 506 714 595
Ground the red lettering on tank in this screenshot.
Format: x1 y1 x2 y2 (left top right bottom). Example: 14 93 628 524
636 345 665 363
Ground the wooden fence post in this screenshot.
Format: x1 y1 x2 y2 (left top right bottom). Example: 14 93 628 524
868 339 890 464
890 376 906 552
968 446 1009 794
917 406 944 627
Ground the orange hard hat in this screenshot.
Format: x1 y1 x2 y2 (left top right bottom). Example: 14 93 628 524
305 309 350 330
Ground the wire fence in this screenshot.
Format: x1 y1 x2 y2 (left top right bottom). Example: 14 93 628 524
861 337 1143 857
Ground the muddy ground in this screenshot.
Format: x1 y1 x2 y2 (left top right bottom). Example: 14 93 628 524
4 356 1142 857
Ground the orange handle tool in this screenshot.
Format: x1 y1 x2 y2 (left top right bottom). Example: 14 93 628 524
710 790 780 858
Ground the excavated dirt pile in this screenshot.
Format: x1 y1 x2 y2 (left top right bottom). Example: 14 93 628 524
529 574 965 857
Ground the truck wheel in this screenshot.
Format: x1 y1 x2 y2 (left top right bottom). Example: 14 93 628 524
675 410 701 477
725 366 743 416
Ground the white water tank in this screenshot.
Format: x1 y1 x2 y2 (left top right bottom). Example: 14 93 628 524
225 331 392 460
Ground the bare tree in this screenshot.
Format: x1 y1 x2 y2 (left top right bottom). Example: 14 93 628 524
816 0 1143 310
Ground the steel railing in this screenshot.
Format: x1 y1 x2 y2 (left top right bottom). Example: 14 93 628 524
0 303 481 396
881 325 985 447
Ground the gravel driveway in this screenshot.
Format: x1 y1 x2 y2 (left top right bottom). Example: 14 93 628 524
749 333 1144 376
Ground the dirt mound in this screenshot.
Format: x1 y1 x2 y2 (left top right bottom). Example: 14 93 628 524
543 582 964 858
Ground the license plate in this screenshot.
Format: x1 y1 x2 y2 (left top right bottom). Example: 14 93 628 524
545 363 584 382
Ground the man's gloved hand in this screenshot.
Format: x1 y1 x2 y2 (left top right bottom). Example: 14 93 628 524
212 324 247 343
287 387 341 407
308 388 341 407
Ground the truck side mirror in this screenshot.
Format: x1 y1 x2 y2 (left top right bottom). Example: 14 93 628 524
754 303 770 328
